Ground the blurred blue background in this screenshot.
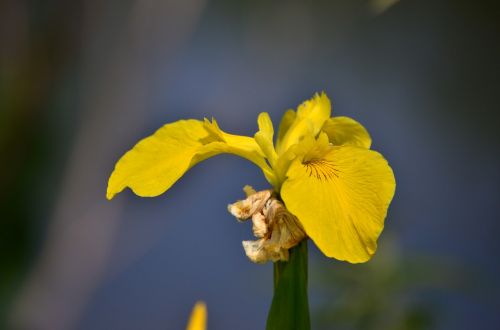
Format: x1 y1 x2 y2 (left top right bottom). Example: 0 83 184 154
1 0 499 329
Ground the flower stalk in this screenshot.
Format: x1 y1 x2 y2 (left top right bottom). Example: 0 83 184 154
228 188 310 329
267 239 310 330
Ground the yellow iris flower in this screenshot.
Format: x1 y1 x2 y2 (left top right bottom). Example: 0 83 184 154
107 93 395 263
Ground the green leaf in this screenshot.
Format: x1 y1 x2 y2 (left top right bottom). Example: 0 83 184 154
266 240 310 330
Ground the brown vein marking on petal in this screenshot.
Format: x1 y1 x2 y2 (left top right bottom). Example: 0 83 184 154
303 158 340 181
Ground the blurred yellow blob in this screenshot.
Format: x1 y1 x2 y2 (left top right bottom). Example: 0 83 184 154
186 301 207 330
107 92 396 263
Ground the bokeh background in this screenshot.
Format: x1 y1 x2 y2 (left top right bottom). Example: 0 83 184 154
1 0 499 329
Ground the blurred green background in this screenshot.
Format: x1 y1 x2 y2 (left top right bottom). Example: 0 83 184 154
1 0 499 329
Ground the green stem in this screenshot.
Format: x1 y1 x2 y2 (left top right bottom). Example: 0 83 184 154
266 239 310 330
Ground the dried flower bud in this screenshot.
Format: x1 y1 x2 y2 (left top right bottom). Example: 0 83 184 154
228 186 306 263
227 189 271 221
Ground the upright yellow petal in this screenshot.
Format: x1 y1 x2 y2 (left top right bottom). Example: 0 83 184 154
186 301 207 330
276 109 296 147
295 92 331 132
107 119 272 199
321 116 372 148
254 112 277 167
276 93 331 155
281 144 395 263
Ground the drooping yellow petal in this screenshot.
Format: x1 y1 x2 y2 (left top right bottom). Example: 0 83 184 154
107 120 206 199
107 119 273 199
281 144 395 263
275 93 331 155
186 301 207 330
321 116 372 148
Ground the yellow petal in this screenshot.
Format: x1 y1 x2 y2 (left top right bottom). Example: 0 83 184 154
276 93 331 155
272 147 297 191
198 118 277 185
254 112 277 167
107 119 273 199
273 132 331 190
257 112 274 137
193 118 270 170
322 116 372 148
276 109 296 147
186 301 207 330
281 144 395 263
